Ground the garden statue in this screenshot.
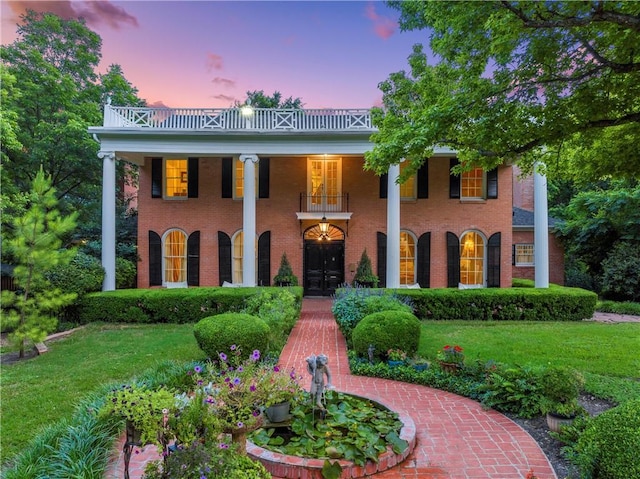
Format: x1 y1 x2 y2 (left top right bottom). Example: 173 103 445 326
305 354 333 410
368 344 375 364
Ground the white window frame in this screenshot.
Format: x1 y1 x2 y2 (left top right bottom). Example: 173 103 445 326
459 229 486 288
307 157 342 212
164 158 188 200
233 157 259 200
231 230 258 284
515 244 535 266
460 167 487 200
162 228 188 288
400 230 417 285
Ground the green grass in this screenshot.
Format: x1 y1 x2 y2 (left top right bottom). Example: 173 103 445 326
0 323 204 463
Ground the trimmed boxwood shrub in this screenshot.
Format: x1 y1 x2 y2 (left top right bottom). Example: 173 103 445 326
46 251 104 295
351 310 421 360
572 399 640 479
193 313 270 360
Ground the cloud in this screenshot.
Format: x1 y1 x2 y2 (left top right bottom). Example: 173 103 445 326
7 1 138 30
206 53 224 71
364 3 396 40
148 100 170 108
212 93 235 105
212 77 235 88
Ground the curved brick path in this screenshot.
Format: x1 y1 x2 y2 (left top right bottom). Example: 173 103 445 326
106 298 557 479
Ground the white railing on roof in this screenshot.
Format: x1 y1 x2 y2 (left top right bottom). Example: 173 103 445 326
103 105 373 131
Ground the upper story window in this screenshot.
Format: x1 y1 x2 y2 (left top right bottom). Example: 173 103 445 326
165 159 188 197
515 244 534 266
151 157 198 199
449 158 497 200
399 162 416 200
163 229 187 287
234 158 259 199
461 167 484 199
307 157 342 212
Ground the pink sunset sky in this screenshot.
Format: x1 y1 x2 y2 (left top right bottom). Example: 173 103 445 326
1 1 429 109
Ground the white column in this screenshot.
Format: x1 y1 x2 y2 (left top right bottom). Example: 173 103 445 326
99 151 116 291
386 163 401 288
240 154 258 286
534 162 549 288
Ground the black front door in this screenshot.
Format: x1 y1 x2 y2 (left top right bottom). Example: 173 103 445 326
304 241 344 296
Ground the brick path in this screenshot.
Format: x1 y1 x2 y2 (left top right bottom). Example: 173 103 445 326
105 298 558 479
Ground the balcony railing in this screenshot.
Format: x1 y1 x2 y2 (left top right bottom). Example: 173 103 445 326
103 105 373 131
299 194 350 213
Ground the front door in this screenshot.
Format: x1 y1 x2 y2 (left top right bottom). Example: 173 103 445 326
304 241 344 296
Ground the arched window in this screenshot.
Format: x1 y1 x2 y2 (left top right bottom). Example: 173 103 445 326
163 229 187 287
400 230 416 285
231 230 258 285
460 230 485 286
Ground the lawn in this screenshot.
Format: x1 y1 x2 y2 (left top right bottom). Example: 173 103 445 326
0 323 204 463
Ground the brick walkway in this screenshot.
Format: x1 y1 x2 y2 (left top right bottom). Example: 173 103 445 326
106 298 557 479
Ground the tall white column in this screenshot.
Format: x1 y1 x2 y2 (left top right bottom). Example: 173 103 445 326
534 162 549 288
240 154 258 286
99 151 116 291
386 163 401 288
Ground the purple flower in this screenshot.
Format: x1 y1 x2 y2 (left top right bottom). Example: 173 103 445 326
290 370 296 379
205 397 214 403
237 421 244 428
237 366 244 372
219 352 227 361
230 345 237 350
197 380 203 385
219 442 229 449
194 365 202 373
273 365 280 372
251 350 260 361
233 377 241 385
224 377 230 383
252 409 260 417
250 384 256 392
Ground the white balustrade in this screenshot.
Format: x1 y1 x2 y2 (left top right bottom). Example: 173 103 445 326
103 106 373 131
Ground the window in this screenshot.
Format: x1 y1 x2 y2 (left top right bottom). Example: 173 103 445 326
165 159 188 198
461 167 484 199
231 230 258 284
163 229 187 286
400 231 416 285
399 163 416 200
515 244 534 266
460 231 485 286
234 158 258 199
308 157 342 212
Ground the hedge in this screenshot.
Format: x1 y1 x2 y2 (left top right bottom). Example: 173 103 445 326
74 287 303 324
393 283 596 321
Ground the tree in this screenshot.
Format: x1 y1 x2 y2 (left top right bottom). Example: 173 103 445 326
235 90 304 109
1 169 78 358
365 1 640 183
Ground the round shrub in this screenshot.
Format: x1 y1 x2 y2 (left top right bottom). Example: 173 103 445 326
351 310 421 359
193 313 270 360
573 399 640 479
46 251 104 295
601 241 640 302
116 257 137 289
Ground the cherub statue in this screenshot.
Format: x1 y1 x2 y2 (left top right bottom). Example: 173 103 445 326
305 354 333 409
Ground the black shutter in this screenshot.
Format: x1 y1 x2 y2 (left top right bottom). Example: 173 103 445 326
417 160 429 199
151 158 163 198
187 231 200 286
446 232 460 287
221 157 233 198
188 158 199 198
512 244 516 265
417 232 431 288
487 167 498 199
258 231 271 286
487 232 501 287
377 232 387 287
449 158 460 199
379 173 388 199
218 231 232 284
259 157 270 199
149 230 162 286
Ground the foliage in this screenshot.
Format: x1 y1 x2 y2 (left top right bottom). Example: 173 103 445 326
115 256 137 289
386 349 407 362
478 365 545 419
243 288 300 351
351 310 421 360
235 89 303 109
99 384 177 448
366 2 640 184
0 169 77 357
250 390 408 467
539 366 585 417
397 285 597 322
600 242 640 302
193 313 270 361
570 399 640 479
436 345 464 365
596 300 640 317
273 252 298 286
353 249 379 287
142 441 271 479
45 251 104 295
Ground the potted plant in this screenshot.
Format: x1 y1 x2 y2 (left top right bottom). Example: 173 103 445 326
353 249 379 287
540 365 585 432
410 355 430 372
386 348 407 367
273 252 298 286
100 384 177 449
436 345 464 373
260 364 303 423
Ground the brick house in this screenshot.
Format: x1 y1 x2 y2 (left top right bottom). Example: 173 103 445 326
90 103 561 294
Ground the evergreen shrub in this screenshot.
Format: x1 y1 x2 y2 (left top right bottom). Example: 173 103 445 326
193 313 270 361
351 310 421 359
601 241 640 302
46 251 104 295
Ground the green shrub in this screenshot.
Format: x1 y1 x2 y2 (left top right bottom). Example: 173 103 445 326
572 399 640 479
243 288 301 351
596 300 640 316
539 366 585 416
116 257 137 289
479 364 545 418
193 313 270 360
351 310 421 359
273 252 298 286
46 251 104 295
601 241 640 302
352 249 379 287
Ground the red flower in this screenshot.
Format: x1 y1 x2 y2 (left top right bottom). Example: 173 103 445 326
454 345 463 352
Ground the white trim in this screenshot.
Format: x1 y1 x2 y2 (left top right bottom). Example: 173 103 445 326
161 228 188 287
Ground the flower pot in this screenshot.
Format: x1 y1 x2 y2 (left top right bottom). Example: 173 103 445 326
438 361 461 374
412 363 429 372
266 401 291 423
387 360 405 368
546 412 576 433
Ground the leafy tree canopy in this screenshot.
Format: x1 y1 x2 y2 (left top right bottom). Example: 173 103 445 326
235 90 304 109
366 1 640 184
